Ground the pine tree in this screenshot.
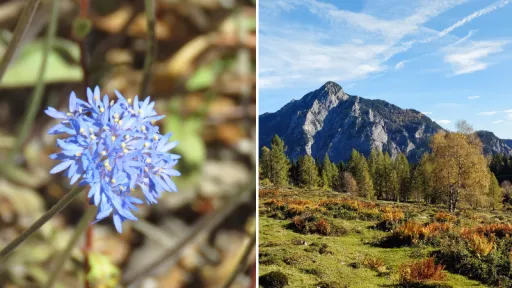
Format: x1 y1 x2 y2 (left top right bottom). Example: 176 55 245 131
298 155 320 188
416 153 436 203
348 150 374 199
373 150 385 199
269 135 290 187
320 154 339 190
489 173 503 210
368 149 378 181
395 153 411 202
389 170 399 201
260 146 272 181
321 154 332 189
342 172 358 194
359 159 375 200
382 152 393 200
289 159 300 187
348 149 363 180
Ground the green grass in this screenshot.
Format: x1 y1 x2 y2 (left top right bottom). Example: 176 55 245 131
259 188 492 288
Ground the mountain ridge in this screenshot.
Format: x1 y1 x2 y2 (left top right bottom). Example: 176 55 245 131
259 81 512 162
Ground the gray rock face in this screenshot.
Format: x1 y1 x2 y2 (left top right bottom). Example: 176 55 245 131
259 81 512 162
475 131 512 155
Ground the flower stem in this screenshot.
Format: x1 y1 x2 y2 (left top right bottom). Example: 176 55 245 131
78 0 90 90
0 0 41 82
83 193 93 288
0 185 83 261
139 0 156 97
8 0 60 162
43 204 96 288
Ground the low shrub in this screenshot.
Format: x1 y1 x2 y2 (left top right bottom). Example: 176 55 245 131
315 218 331 235
473 223 512 238
362 256 386 271
332 209 358 220
260 271 289 288
392 221 426 246
259 251 280 266
398 258 446 285
291 213 345 236
358 208 382 220
436 235 512 285
460 229 494 257
259 180 274 190
380 221 453 247
433 212 457 223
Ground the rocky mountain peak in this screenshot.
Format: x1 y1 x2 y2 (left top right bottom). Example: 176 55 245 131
259 82 512 163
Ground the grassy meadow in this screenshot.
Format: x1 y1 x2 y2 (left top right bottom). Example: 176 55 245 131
258 188 512 288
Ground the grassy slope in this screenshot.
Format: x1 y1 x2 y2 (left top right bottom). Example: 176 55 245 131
259 189 490 288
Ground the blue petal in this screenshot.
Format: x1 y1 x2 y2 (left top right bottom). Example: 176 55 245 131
113 214 123 233
94 187 101 205
87 87 94 104
50 160 74 174
70 173 81 184
69 92 77 112
88 183 100 198
45 107 67 119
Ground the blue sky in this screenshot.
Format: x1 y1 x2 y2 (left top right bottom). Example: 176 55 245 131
259 0 512 139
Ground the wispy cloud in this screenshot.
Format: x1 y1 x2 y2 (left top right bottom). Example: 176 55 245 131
421 111 433 115
507 114 512 120
493 120 505 124
260 0 510 89
259 0 472 88
505 109 512 113
438 0 510 38
437 120 451 124
468 96 480 100
478 111 498 116
443 40 509 75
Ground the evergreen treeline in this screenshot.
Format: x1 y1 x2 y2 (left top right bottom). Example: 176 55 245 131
260 122 506 211
490 153 512 183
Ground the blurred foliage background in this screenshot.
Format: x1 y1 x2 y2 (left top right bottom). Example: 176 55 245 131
0 0 256 287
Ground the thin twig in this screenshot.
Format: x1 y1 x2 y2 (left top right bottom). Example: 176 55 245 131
78 0 90 90
121 176 255 286
0 0 41 82
0 186 83 262
43 205 97 288
8 0 60 162
236 7 252 135
221 234 256 288
139 0 156 97
84 194 93 288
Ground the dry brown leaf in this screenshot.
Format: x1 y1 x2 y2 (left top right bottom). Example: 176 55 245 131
216 123 245 145
208 97 236 118
166 35 210 77
128 13 172 40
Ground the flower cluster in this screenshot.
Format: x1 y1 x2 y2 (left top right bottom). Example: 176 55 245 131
46 87 180 232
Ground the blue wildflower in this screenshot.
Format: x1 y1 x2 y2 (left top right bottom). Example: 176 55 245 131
46 87 181 233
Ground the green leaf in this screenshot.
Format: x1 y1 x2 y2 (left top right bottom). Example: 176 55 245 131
185 60 224 92
87 253 120 288
165 113 206 169
72 17 93 40
0 34 82 88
